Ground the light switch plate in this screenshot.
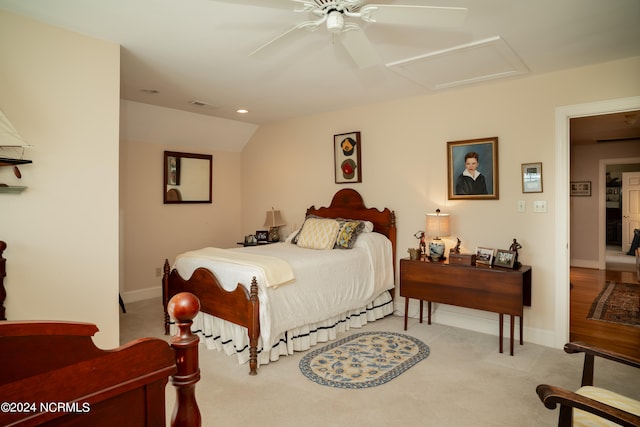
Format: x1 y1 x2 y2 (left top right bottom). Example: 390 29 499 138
533 200 547 213
517 200 525 212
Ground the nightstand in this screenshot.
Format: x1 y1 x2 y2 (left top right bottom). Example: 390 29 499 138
237 241 277 247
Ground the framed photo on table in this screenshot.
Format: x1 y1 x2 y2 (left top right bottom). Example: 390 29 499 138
475 247 494 265
494 249 516 268
334 131 362 184
255 230 268 243
521 162 542 193
447 137 499 200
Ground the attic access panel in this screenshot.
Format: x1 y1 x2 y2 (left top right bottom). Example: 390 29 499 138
386 36 529 90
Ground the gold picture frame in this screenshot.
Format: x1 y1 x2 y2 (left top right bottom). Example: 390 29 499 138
447 137 499 200
521 162 543 193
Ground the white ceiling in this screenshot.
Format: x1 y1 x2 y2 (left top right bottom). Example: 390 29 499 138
1 0 639 126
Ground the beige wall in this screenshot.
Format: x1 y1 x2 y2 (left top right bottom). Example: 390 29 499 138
241 57 640 347
0 11 120 348
119 101 247 300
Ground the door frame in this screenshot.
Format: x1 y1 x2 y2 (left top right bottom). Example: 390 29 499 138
555 96 640 348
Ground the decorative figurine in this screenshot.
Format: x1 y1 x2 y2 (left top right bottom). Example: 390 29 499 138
414 231 426 256
509 238 522 268
452 237 461 254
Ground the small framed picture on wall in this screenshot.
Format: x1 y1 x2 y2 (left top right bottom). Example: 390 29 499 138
334 131 362 184
570 181 591 196
521 162 543 193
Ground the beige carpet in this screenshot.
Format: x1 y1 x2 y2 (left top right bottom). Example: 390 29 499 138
120 298 640 427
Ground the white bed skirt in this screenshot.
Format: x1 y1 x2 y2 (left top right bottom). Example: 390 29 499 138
180 290 394 367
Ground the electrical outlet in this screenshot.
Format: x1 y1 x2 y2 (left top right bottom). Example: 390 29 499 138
517 200 525 212
155 267 162 277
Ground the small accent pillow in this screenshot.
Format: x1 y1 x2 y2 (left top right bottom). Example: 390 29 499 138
335 220 365 249
296 218 341 250
336 217 374 233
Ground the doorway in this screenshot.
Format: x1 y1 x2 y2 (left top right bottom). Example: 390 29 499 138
555 96 640 348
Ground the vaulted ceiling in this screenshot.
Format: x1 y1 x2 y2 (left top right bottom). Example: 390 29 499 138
1 0 639 126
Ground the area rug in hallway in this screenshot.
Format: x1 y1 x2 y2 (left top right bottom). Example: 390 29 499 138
588 281 639 327
299 331 429 389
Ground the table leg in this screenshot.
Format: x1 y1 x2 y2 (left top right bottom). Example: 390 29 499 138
510 315 515 356
427 301 432 325
404 297 409 331
499 313 503 353
519 315 523 345
419 300 423 324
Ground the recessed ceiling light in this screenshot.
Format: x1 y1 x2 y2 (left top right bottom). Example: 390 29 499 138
140 89 159 94
236 109 249 114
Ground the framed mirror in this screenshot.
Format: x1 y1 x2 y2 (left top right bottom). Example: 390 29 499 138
163 151 212 204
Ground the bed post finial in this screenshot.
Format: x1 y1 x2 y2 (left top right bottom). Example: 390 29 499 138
0 241 6 321
163 259 171 335
248 276 260 376
168 292 202 427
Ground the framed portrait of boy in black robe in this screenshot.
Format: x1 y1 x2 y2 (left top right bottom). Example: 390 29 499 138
447 137 499 200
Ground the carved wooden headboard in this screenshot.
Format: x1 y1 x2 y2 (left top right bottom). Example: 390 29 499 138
306 188 397 268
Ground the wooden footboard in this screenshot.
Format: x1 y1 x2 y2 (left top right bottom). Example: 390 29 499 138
163 259 261 375
0 292 201 426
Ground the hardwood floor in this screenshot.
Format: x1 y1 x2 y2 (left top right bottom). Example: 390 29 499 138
570 267 639 358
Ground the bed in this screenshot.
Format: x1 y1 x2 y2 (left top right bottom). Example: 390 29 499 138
0 291 201 427
163 188 397 375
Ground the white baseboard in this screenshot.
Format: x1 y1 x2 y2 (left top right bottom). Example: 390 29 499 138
398 301 559 349
570 258 599 269
121 286 162 303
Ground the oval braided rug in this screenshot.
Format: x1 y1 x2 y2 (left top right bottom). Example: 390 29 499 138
299 331 429 389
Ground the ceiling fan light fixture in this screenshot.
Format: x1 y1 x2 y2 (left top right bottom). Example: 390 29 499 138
326 10 344 33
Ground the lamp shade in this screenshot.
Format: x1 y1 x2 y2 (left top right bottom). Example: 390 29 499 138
426 209 450 239
264 209 286 228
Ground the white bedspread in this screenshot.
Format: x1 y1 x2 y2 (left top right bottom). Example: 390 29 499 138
177 247 295 288
173 232 394 356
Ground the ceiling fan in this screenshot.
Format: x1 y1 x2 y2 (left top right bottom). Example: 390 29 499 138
211 0 468 68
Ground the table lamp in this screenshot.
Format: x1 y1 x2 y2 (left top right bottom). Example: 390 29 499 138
426 209 450 261
264 208 286 242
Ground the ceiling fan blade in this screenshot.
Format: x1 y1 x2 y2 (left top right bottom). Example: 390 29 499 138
360 5 468 27
209 0 311 10
248 23 307 57
339 26 381 69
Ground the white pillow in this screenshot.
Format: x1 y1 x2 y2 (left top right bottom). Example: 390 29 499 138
285 229 300 243
296 218 341 250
